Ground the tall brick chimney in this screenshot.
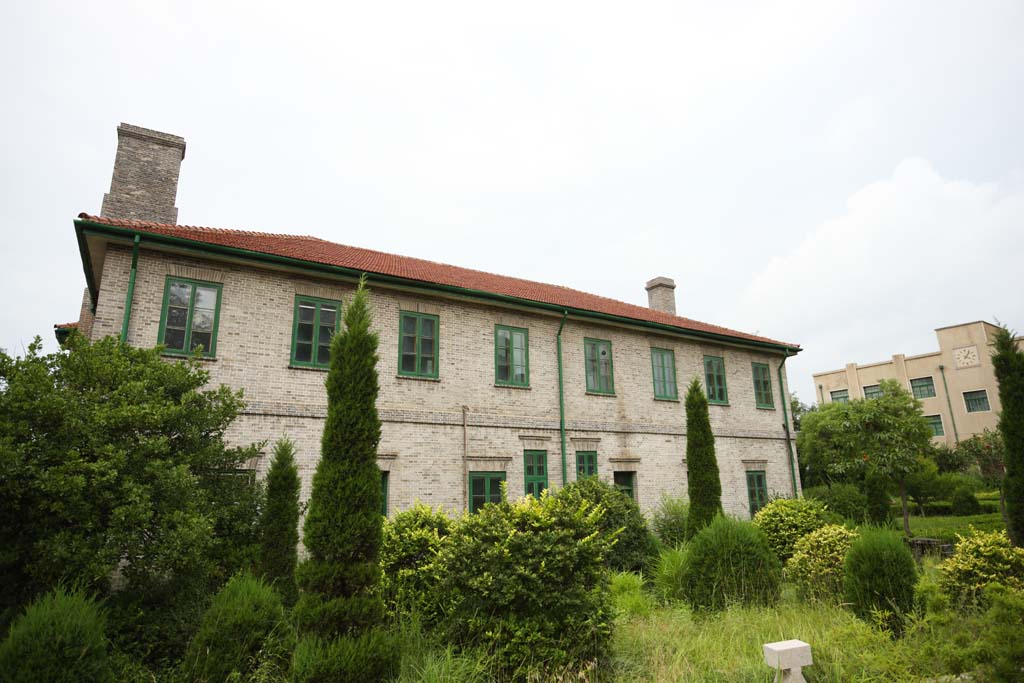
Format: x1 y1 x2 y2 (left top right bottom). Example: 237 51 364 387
101 123 186 224
645 276 677 315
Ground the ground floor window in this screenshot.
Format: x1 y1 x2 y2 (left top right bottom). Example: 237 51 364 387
576 451 598 478
925 414 945 437
380 470 389 516
746 470 768 518
613 471 636 501
524 450 548 497
469 471 505 513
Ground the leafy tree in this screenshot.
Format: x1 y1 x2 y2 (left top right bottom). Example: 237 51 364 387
992 325 1024 546
905 456 954 515
685 378 722 539
790 393 815 432
258 438 301 606
959 430 1008 489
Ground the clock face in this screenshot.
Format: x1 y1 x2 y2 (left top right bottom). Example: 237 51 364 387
954 345 979 369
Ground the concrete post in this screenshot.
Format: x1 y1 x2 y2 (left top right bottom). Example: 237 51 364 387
763 640 812 682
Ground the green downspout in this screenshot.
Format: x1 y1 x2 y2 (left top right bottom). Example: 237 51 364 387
939 364 960 445
778 354 799 497
119 234 141 343
556 311 569 487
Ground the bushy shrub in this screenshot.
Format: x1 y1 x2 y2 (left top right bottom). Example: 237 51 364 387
804 484 868 523
432 492 615 676
380 504 453 615
555 477 656 573
182 572 292 683
786 525 859 602
650 495 689 548
653 546 687 603
939 529 1024 607
674 515 781 612
291 629 399 683
950 487 983 516
843 528 917 634
753 497 831 563
610 572 655 618
258 438 301 607
976 583 1024 682
0 586 112 683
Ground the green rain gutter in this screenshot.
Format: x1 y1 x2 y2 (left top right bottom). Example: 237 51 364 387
119 234 141 343
938 364 960 445
778 354 799 497
556 311 569 487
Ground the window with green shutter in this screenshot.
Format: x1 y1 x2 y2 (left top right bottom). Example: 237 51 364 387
495 325 529 386
158 277 222 357
830 389 849 403
863 384 883 400
746 470 768 518
910 377 936 399
752 362 774 409
398 312 439 378
614 471 636 501
469 472 505 513
291 296 340 368
380 470 389 516
925 415 944 437
576 451 598 478
650 348 678 400
703 355 728 404
524 450 547 497
964 390 990 413
584 339 614 394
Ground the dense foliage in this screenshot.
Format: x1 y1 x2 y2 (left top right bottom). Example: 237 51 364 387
556 477 657 572
650 495 689 548
992 326 1024 546
684 378 722 538
290 630 399 683
843 528 917 634
803 483 868 523
939 529 1024 606
258 439 301 606
950 486 983 516
380 504 452 615
785 525 858 602
752 497 831 563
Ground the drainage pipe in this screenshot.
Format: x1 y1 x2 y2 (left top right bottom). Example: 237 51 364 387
778 354 799 497
938 364 960 445
556 311 569 487
119 234 141 343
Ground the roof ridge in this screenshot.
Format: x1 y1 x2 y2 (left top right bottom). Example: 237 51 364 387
78 213 320 241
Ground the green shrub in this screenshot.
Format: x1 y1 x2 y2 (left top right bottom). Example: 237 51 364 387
865 474 894 525
555 477 656 573
753 497 831 563
380 504 453 615
653 546 687 603
950 487 983 516
292 629 399 683
675 515 781 612
976 583 1024 682
650 495 689 548
939 529 1024 606
610 572 655 619
843 528 917 634
182 572 292 683
803 483 868 523
258 438 301 607
786 524 859 602
0 586 112 683
684 378 723 538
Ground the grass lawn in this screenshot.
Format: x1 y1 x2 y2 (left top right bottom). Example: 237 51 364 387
909 512 1004 544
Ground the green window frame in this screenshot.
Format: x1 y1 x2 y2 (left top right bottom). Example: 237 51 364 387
964 390 990 413
746 470 768 518
911 377 936 399
576 451 598 478
380 470 389 516
863 384 883 400
925 415 944 437
613 471 636 501
495 325 529 386
650 347 678 400
703 355 728 405
830 389 849 404
291 296 341 368
752 362 774 409
398 311 439 378
157 276 222 357
469 471 505 513
584 338 614 394
524 450 548 497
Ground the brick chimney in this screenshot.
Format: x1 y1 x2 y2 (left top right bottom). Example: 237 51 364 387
645 276 677 315
101 123 186 224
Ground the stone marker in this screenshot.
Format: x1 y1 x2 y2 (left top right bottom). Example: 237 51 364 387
763 639 812 682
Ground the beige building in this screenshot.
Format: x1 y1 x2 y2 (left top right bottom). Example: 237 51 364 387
813 321 1022 446
59 124 803 519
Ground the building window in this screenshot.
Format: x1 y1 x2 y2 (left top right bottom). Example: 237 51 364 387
614 471 636 501
703 355 729 405
752 362 774 409
469 472 505 513
651 348 678 400
291 296 340 368
495 325 529 386
746 470 768 518
158 277 222 357
830 389 849 404
380 470 389 516
863 384 883 400
964 390 990 413
523 450 547 497
398 312 439 378
576 451 598 478
910 377 936 400
584 339 615 394
925 415 945 437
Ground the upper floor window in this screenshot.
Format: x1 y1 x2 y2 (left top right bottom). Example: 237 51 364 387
158 277 222 357
584 338 614 395
703 355 728 405
650 348 678 400
398 312 439 378
925 414 945 437
830 389 849 403
911 377 937 400
752 362 774 409
964 390 990 413
495 325 529 387
863 384 883 400
291 296 339 368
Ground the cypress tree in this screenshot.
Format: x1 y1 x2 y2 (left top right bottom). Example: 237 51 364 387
685 377 723 538
258 438 300 606
992 326 1024 547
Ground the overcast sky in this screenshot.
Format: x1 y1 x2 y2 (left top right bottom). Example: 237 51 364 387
2 0 1022 404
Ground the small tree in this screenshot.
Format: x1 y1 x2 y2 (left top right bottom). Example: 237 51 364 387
685 378 722 539
258 438 301 606
992 326 1024 547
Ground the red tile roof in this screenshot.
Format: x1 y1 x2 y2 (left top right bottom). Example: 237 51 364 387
54 322 79 330
77 213 798 350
